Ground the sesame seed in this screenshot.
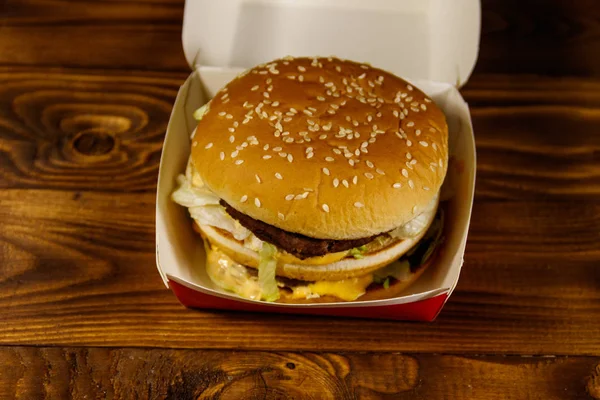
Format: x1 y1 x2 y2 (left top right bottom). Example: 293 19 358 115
412 205 418 214
408 180 415 189
229 135 235 143
421 104 427 111
407 152 412 160
425 98 433 103
419 141 429 147
251 85 259 91
354 149 360 156
335 66 342 72
279 152 287 158
407 121 415 127
231 150 239 158
192 142 198 147
240 195 249 203
407 84 414 91
298 75 304 82
393 183 402 189
287 154 293 163
402 169 409 178
439 159 444 167
366 160 374 168
322 167 330 176
228 127 235 133
262 155 272 160
255 198 261 207
278 212 285 220
432 143 438 151
321 204 330 213
218 111 226 117
204 142 213 149
255 174 261 183
376 168 385 175
407 140 412 147
275 172 283 180
424 186 431 191
352 176 358 184
235 160 244 165
226 114 233 119
303 109 313 116
325 157 335 162
273 146 282 152
298 66 306 72
342 180 349 188
285 194 294 201
354 202 364 208
364 172 374 179
333 178 339 187
219 152 225 160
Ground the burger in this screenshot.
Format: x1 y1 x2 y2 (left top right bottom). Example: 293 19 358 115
172 56 448 303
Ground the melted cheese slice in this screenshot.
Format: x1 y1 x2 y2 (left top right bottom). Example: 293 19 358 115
291 275 373 301
278 250 349 266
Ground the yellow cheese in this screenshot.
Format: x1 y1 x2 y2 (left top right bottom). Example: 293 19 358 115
277 250 349 265
291 275 373 302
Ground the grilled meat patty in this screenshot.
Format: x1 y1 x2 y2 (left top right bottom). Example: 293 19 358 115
220 200 378 259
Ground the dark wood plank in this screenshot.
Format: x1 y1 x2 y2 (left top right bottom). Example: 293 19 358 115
0 0 188 71
477 0 600 77
1 67 599 199
2 0 600 78
0 67 186 191
0 347 598 400
1 189 598 354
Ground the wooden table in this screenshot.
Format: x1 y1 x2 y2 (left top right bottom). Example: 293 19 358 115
1 1 599 398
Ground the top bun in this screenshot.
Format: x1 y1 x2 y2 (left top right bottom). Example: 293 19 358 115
191 57 448 240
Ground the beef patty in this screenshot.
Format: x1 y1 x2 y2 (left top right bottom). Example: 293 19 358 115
220 200 378 259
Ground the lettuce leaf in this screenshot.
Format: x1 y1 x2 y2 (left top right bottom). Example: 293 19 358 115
348 245 367 259
258 242 280 302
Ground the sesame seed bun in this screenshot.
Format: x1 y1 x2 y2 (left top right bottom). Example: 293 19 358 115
191 56 448 240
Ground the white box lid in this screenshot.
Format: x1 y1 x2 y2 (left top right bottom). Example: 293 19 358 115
182 0 480 87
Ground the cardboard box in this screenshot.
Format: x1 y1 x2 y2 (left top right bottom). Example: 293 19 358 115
156 0 479 321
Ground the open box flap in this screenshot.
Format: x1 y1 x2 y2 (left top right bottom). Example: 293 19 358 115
156 69 475 307
182 0 480 87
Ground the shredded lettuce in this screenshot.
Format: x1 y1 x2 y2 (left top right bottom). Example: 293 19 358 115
193 104 209 121
171 174 251 240
348 245 367 259
373 260 412 283
383 278 390 289
258 242 280 301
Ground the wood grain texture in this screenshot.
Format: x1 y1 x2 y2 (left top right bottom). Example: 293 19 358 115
1 189 598 354
0 347 598 400
463 75 600 200
0 0 188 71
478 0 600 77
0 67 186 191
2 0 600 78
